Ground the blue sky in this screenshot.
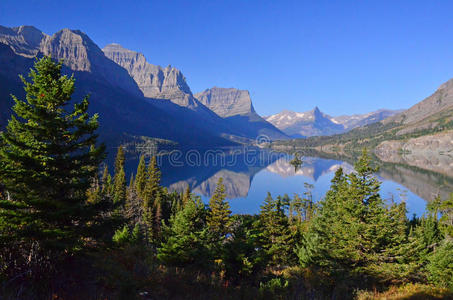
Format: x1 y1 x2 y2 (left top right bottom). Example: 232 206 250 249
1 0 453 116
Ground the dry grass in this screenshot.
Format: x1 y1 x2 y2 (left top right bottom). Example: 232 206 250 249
357 283 453 300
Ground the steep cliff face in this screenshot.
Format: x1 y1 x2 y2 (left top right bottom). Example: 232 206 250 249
0 25 286 144
0 25 235 147
195 87 288 140
0 25 45 57
195 87 255 117
103 43 199 108
0 26 142 96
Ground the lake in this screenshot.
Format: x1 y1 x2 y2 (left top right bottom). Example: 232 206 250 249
121 146 453 217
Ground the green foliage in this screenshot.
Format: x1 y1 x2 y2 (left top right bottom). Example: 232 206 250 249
0 64 451 300
426 240 453 289
101 165 112 196
113 146 126 205
112 224 131 245
134 155 146 198
439 194 453 238
259 276 289 299
157 197 210 269
222 215 266 283
143 156 161 205
182 184 191 207
112 223 142 246
298 149 410 287
0 56 106 250
259 192 296 267
207 177 231 241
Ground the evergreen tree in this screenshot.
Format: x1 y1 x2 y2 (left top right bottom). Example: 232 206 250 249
128 173 134 190
143 156 161 206
113 146 126 205
298 149 410 286
86 171 101 204
134 155 147 198
153 191 163 241
207 177 231 240
142 156 161 242
427 240 453 289
259 193 295 267
423 194 453 288
125 178 142 225
0 56 105 250
157 197 210 269
101 165 111 195
222 215 267 283
439 193 453 238
182 184 191 207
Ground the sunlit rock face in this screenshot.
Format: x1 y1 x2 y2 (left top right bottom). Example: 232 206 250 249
195 87 255 118
103 43 201 108
0 26 142 96
195 87 288 140
0 25 237 147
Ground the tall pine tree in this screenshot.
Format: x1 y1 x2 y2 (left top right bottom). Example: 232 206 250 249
298 149 410 287
207 177 231 240
113 146 126 205
135 154 147 198
259 192 295 267
0 57 105 250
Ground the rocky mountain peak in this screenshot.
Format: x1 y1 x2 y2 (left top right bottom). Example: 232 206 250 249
102 43 196 107
0 25 141 95
41 28 97 72
265 107 402 137
39 29 141 95
13 25 44 47
312 106 326 120
194 87 255 118
0 25 47 57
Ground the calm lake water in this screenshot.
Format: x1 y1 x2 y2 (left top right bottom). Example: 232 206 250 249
121 147 453 218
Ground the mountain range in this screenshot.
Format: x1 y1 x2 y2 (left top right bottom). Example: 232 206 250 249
271 76 453 159
265 107 402 137
0 25 286 148
3 24 442 153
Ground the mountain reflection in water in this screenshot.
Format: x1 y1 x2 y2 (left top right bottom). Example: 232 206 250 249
121 147 453 217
